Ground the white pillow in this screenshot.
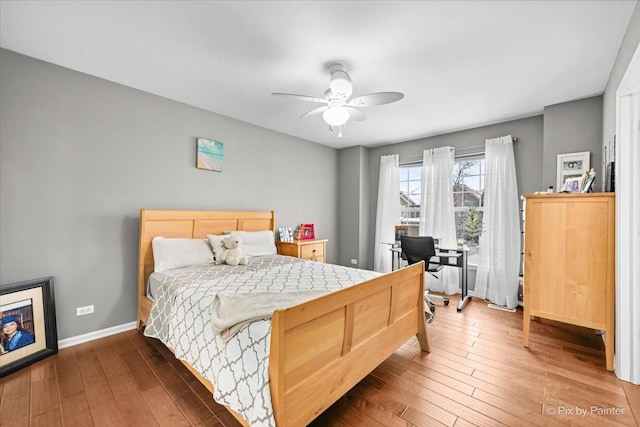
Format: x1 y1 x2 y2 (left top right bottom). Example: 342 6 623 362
227 230 276 256
152 237 214 272
206 234 226 265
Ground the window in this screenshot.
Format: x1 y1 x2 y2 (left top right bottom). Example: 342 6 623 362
399 164 422 235
398 156 486 259
453 156 485 249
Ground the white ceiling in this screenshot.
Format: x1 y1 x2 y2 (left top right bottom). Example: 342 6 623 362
0 1 636 149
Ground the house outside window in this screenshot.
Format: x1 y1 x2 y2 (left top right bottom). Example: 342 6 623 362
399 156 485 264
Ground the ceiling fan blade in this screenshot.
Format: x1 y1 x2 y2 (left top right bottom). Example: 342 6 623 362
348 92 404 107
344 106 366 121
272 93 328 104
301 106 328 119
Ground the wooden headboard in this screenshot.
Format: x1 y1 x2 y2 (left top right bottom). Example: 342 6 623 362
137 209 276 328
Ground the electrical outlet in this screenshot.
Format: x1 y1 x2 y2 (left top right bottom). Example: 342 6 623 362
350 259 358 265
76 305 94 316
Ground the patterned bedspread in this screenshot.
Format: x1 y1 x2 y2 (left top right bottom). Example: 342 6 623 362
143 255 380 426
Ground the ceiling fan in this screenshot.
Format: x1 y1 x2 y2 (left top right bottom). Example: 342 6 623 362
272 63 404 137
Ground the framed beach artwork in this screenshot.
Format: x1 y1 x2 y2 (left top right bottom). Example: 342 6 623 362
196 137 224 172
1 277 58 377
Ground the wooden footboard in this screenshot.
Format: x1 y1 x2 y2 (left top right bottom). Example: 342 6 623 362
269 261 429 427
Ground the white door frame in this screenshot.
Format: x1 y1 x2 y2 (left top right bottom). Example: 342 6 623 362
615 43 640 384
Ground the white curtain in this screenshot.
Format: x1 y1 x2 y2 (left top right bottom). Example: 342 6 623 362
475 135 520 309
374 154 401 273
419 147 459 294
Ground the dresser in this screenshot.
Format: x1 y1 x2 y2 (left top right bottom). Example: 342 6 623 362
276 239 327 263
522 193 615 370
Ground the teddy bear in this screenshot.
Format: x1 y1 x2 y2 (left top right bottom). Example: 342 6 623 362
221 235 248 266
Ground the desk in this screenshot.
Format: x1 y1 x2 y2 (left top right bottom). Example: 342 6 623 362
390 246 471 312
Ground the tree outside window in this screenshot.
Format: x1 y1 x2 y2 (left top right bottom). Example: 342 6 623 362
453 157 485 264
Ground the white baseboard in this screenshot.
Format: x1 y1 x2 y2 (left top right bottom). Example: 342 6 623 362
58 321 138 349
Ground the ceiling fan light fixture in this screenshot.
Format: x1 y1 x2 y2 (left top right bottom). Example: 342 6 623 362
323 106 349 127
329 70 353 98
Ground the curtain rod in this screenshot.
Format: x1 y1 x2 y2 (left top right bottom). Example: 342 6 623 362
398 137 518 165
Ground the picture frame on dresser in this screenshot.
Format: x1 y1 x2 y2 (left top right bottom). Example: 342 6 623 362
0 276 58 377
556 151 590 192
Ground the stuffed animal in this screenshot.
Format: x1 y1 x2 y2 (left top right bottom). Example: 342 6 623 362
221 235 248 266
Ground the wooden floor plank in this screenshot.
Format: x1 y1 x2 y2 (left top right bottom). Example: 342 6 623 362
30 358 56 383
145 352 192 401
60 391 90 418
90 400 128 427
341 388 414 427
61 409 95 427
119 349 161 391
401 406 449 426
141 385 192 427
84 377 116 408
55 363 85 398
30 408 63 427
0 370 31 427
107 370 159 426
622 381 640 426
30 375 60 417
77 350 107 384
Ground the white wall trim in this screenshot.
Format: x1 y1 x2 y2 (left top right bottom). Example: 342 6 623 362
58 321 137 349
615 42 640 385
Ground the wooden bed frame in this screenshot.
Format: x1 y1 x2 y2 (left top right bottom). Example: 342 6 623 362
137 209 430 427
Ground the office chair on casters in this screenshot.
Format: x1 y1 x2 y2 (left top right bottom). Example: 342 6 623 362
400 236 450 322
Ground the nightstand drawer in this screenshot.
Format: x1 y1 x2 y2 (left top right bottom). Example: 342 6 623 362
301 243 324 260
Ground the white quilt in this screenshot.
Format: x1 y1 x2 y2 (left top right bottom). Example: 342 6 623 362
143 255 379 427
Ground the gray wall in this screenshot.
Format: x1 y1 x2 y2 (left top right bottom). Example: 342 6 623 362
0 49 339 339
603 2 640 149
543 96 603 190
363 116 545 270
337 146 371 269
337 147 361 267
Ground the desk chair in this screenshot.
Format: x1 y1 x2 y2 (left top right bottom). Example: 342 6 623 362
400 236 450 317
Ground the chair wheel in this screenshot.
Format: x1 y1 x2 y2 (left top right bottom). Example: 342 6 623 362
444 299 450 305
425 311 434 324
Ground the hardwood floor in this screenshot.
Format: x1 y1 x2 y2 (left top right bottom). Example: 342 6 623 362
1 295 638 426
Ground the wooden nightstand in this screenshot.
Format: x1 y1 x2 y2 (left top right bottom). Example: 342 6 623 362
276 239 327 263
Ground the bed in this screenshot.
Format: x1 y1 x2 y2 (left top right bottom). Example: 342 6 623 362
137 209 430 426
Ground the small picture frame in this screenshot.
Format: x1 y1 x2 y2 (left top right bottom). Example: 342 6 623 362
278 227 295 242
562 177 582 193
300 223 315 240
1 277 58 377
394 225 408 242
582 171 597 193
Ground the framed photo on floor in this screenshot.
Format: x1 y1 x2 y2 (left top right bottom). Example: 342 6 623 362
1 276 58 377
